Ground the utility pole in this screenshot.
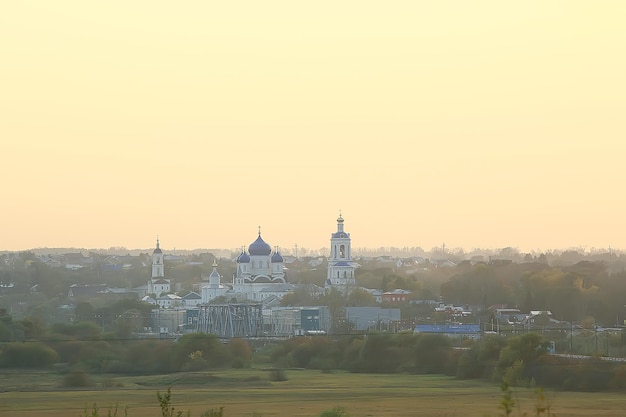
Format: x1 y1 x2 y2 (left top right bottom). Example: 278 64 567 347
294 243 298 259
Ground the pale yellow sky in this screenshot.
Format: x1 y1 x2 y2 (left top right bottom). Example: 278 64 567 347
1 1 625 253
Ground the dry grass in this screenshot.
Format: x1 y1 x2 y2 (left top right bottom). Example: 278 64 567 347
1 369 626 417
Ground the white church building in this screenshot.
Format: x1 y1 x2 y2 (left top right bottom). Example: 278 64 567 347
231 229 290 301
200 259 230 303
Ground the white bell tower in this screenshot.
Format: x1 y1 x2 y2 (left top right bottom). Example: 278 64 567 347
152 238 164 278
326 213 356 292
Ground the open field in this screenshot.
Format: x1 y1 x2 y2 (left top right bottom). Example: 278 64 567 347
1 369 626 417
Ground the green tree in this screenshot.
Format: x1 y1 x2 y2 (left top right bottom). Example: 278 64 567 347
495 333 550 384
51 321 103 340
357 333 408 373
0 308 15 341
414 333 452 374
74 302 95 323
228 338 252 367
281 287 317 306
19 316 48 340
0 342 59 368
346 288 377 306
175 333 230 369
318 288 347 332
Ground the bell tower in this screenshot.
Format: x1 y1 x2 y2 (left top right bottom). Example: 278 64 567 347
152 238 164 278
326 213 356 292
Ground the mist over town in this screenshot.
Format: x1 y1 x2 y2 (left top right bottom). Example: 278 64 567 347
2 1 626 415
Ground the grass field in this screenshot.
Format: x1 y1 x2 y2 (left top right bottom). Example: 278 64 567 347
1 369 626 417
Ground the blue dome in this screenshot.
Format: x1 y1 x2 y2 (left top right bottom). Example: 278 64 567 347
332 231 349 238
249 235 272 256
271 251 284 263
237 251 250 263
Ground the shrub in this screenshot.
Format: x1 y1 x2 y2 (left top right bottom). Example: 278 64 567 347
503 359 529 387
228 338 252 367
494 333 549 383
413 334 452 374
268 368 288 381
175 333 230 369
292 343 315 368
0 342 59 368
102 377 123 388
231 358 245 369
320 406 349 417
457 347 482 379
158 387 224 417
200 407 224 417
63 370 93 388
80 403 128 417
609 364 626 389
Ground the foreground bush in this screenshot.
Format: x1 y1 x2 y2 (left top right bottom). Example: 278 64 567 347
63 369 93 388
319 406 350 417
0 341 59 368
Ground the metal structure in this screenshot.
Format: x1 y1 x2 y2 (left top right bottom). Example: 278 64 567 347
196 303 263 338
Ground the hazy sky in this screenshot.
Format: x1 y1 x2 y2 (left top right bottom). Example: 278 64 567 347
2 2 625 253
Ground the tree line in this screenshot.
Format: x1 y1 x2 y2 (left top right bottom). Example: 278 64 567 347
3 301 626 392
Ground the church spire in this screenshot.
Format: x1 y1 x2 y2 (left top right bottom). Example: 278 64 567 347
151 237 164 278
337 212 344 233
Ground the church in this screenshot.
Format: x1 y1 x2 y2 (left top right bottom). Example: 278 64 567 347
144 214 357 306
325 213 357 292
231 228 293 301
147 238 170 296
200 259 230 303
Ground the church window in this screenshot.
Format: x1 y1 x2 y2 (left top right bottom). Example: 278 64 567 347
340 245 345 258
343 271 347 278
